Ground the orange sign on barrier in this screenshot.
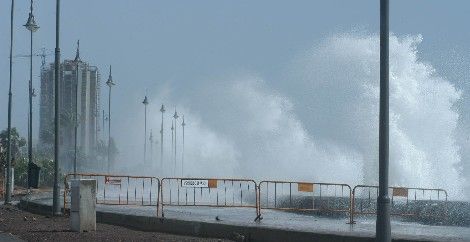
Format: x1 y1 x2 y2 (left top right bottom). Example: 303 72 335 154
392 187 408 197
208 179 218 188
298 183 314 192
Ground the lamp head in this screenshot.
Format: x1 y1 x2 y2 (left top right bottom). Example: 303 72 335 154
142 96 149 105
106 65 115 87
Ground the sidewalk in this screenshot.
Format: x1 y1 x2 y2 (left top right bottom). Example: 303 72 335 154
0 204 231 241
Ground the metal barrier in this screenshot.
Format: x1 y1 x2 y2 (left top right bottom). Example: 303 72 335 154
258 181 353 223
60 173 451 224
352 185 448 222
160 178 259 219
63 173 160 215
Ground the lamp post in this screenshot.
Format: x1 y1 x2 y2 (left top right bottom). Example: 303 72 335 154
149 130 153 166
5 0 15 204
159 104 165 170
106 66 115 174
181 116 185 176
52 0 61 216
142 96 149 165
173 110 179 176
102 109 106 141
377 0 391 241
24 0 39 189
171 121 174 175
73 40 80 178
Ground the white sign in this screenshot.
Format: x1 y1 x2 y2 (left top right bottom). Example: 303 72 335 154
181 179 209 188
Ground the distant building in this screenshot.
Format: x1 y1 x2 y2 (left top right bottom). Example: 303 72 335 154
39 43 101 167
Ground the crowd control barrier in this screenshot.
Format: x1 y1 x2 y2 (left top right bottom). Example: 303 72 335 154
64 173 160 215
258 181 353 223
160 178 259 219
351 185 448 223
61 172 452 224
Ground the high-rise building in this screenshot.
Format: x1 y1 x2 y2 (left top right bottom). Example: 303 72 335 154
39 44 101 169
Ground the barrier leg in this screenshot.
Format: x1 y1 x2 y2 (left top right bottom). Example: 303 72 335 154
157 183 163 218
347 190 356 224
254 185 262 221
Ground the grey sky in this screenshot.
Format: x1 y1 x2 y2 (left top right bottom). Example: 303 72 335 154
1 0 469 149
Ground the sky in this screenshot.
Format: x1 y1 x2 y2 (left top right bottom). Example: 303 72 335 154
1 0 469 136
0 0 470 136
1 1 470 193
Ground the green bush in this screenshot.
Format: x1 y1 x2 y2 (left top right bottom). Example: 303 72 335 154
13 156 63 188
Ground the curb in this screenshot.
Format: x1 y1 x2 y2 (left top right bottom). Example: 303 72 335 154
18 198 439 242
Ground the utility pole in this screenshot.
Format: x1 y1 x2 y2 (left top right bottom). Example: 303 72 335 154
52 0 61 216
5 0 15 204
160 104 165 170
377 0 391 241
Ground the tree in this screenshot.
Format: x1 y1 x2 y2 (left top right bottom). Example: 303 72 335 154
0 127 26 168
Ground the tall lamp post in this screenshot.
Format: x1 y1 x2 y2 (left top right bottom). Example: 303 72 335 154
377 0 391 241
149 130 153 166
159 104 165 170
181 116 185 176
142 96 149 165
173 110 179 176
5 0 15 204
52 0 61 216
24 0 39 189
73 40 80 178
106 66 115 174
171 121 174 175
102 110 106 141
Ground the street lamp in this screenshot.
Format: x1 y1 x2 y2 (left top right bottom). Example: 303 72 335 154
142 95 149 165
73 40 80 178
106 65 115 174
149 130 153 166
170 121 174 175
102 109 106 141
159 104 165 170
181 116 185 176
24 0 39 189
377 0 391 241
173 110 179 176
5 0 15 204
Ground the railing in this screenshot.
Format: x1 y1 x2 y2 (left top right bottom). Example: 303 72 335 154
352 185 448 223
258 181 353 223
160 178 259 219
63 173 160 215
